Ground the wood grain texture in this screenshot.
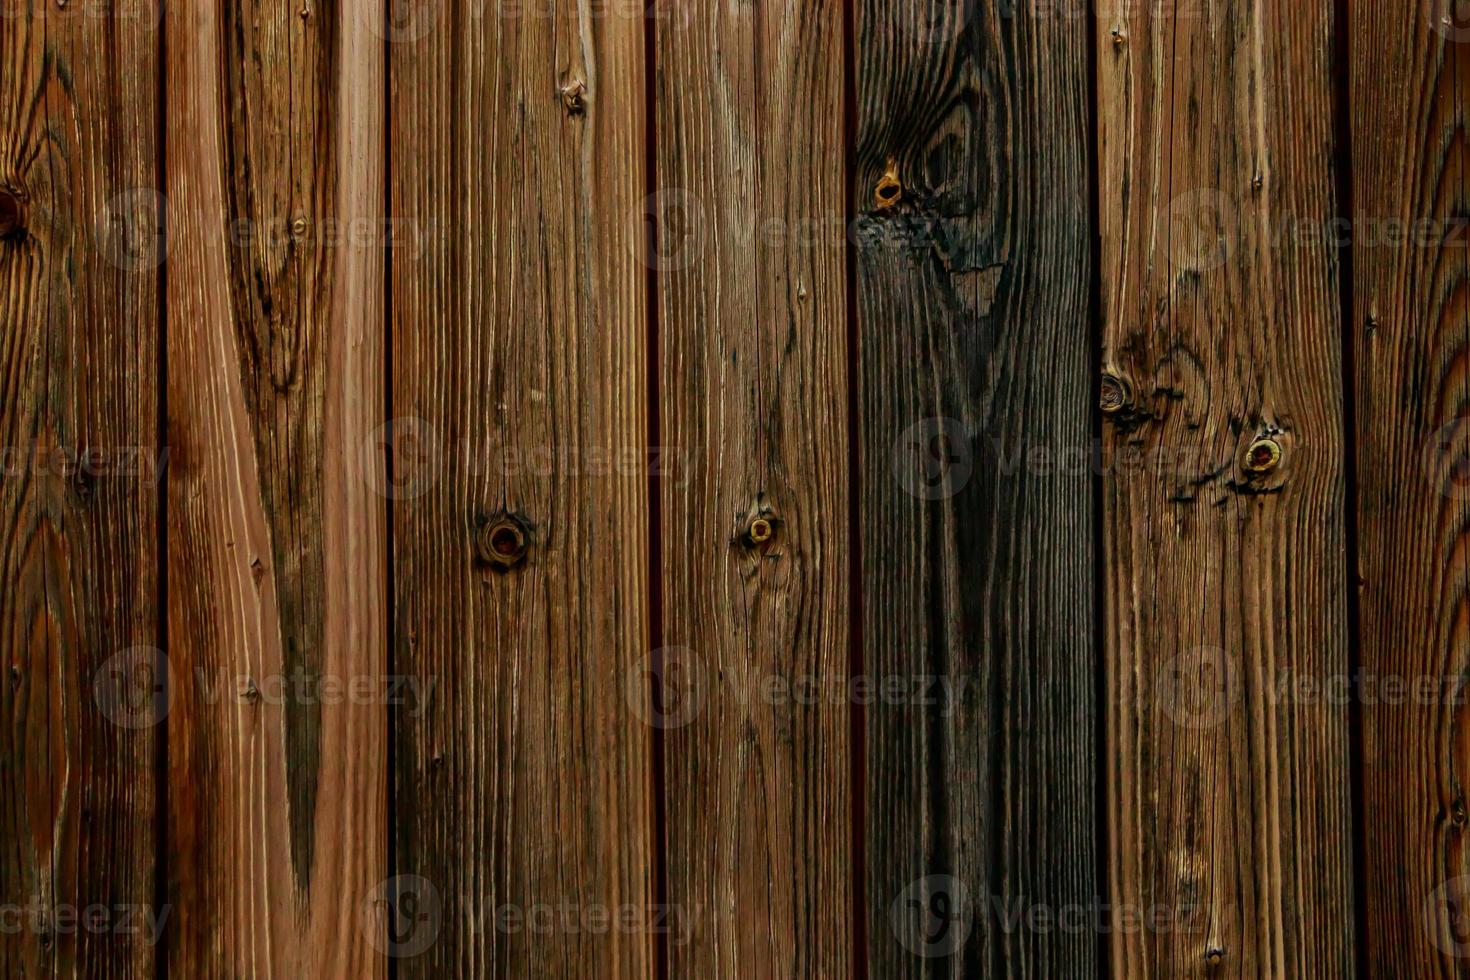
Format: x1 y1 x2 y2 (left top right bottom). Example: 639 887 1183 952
855 0 1097 975
655 0 851 975
389 1 655 976
0 1 160 976
165 0 386 973
1351 2 1470 973
1097 0 1354 974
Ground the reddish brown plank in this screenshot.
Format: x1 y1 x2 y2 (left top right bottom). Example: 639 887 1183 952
165 0 387 973
0 1 161 975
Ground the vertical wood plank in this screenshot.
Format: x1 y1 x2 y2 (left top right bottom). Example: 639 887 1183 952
165 0 387 973
855 0 1097 975
389 1 655 975
1097 0 1354 974
655 0 851 974
0 0 161 976
1351 1 1470 971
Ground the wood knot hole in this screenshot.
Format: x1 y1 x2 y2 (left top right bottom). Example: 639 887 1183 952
874 164 902 210
1204 947 1225 966
561 80 587 116
1100 374 1130 415
746 516 775 546
478 516 530 570
0 190 26 240
1242 437 1282 475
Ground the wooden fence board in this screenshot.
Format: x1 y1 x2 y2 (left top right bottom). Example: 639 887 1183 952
1351 1 1470 971
1097 0 1354 974
389 2 655 976
165 0 386 973
855 0 1097 974
655 0 851 975
0 1 160 976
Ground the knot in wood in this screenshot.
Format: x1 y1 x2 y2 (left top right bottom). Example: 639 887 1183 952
478 515 530 570
0 189 26 240
1100 373 1131 415
1242 437 1282 475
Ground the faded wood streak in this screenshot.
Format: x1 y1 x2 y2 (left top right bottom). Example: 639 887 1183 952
656 0 851 975
390 1 655 976
0 1 160 976
1352 1 1470 974
856 0 1097 975
1097 0 1354 974
165 0 386 974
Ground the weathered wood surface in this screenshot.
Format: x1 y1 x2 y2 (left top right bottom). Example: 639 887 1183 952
1351 2 1470 973
655 0 852 975
165 0 386 973
389 1 655 976
0 1 160 976
1097 0 1355 974
855 0 1098 974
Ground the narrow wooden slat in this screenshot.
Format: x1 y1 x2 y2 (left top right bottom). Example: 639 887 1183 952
1351 2 1470 972
1097 0 1354 973
165 0 386 972
655 0 851 974
389 2 654 975
855 0 1097 974
0 1 160 975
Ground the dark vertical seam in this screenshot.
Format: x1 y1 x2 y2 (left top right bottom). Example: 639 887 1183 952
1085 0 1109 975
841 0 866 977
1333 0 1367 974
643 3 668 980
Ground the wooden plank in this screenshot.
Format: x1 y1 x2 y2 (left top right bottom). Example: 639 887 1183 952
1097 0 1354 974
855 0 1097 974
1351 2 1470 972
0 0 161 975
654 0 851 974
389 2 655 975
165 0 386 972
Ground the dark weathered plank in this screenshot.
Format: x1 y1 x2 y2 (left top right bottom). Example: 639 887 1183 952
1351 3 1470 972
389 2 655 975
0 1 160 975
1097 0 1354 974
165 0 386 972
855 0 1097 974
655 0 851 974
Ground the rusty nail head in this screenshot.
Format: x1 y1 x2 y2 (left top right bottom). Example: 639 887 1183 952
479 517 529 570
0 190 26 239
1243 438 1282 474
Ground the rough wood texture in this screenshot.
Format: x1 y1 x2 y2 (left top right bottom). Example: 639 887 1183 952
165 0 386 973
855 0 1097 974
1351 3 1470 973
389 2 655 976
0 1 160 976
656 0 851 974
1097 0 1354 974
